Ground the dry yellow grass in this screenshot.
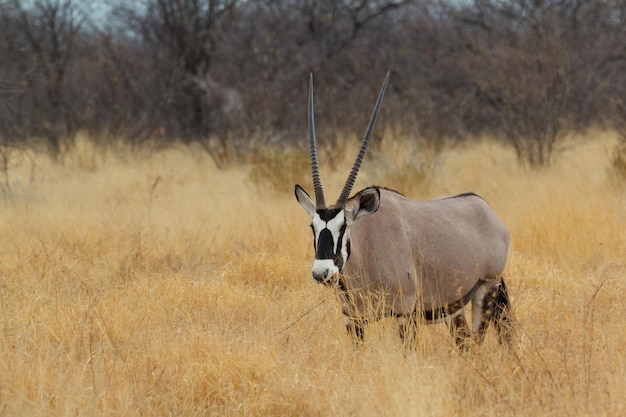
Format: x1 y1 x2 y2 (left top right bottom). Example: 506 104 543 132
0 132 625 416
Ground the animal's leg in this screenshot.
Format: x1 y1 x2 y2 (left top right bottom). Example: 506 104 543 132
491 278 512 345
397 314 418 349
344 314 365 343
472 279 513 344
448 312 471 350
471 281 496 344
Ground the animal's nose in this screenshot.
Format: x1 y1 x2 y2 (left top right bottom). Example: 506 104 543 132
312 259 337 283
312 269 328 283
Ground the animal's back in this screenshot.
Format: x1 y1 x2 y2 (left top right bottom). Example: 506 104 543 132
345 188 510 315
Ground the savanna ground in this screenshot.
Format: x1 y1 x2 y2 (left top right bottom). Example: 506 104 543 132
0 131 625 416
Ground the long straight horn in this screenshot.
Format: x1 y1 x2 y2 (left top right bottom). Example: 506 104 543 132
336 71 390 207
308 73 326 209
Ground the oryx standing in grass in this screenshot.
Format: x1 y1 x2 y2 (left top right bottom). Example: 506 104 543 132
295 73 512 348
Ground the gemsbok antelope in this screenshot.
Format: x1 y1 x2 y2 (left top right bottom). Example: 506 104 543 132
295 73 512 348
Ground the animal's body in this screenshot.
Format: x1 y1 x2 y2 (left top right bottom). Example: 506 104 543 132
295 73 512 347
340 188 511 344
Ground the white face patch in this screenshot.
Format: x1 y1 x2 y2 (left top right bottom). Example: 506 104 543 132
326 212 346 253
312 259 338 283
310 210 349 282
311 214 326 245
311 211 346 254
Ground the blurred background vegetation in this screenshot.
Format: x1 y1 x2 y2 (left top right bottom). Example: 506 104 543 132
0 0 624 169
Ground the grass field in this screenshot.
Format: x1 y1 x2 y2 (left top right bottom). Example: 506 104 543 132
0 132 624 416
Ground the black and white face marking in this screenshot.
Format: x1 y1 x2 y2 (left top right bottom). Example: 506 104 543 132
310 208 350 284
295 184 380 285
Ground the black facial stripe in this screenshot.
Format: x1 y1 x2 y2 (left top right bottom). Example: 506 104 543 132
314 224 348 267
316 228 335 259
317 208 342 222
312 209 349 270
334 223 348 270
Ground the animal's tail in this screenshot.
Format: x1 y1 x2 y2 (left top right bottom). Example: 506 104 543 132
491 278 512 345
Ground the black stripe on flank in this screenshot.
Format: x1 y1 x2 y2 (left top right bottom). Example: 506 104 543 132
422 281 482 321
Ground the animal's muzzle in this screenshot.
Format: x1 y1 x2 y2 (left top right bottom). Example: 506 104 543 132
312 270 328 283
312 259 338 284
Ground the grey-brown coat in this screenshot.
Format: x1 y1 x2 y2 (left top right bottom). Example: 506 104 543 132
295 73 512 347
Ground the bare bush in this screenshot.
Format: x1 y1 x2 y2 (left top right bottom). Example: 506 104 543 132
365 137 447 198
2 0 84 156
0 0 624 167
248 147 312 195
608 99 626 187
0 141 35 195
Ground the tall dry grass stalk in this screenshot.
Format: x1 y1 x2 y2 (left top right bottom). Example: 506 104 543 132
0 132 624 416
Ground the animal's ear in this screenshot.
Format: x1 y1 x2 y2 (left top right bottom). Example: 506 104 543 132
295 185 316 218
346 188 380 224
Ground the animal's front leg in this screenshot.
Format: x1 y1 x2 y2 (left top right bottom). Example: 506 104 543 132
397 314 418 349
344 314 365 343
448 312 471 351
